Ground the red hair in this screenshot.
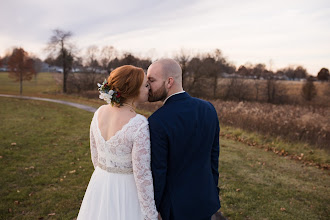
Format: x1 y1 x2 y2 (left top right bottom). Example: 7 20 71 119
107 65 144 106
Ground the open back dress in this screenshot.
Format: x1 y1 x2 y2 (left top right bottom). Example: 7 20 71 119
77 107 158 220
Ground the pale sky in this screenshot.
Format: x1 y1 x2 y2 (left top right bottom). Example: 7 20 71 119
0 0 329 75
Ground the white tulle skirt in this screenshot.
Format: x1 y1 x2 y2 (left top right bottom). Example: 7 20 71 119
77 166 143 220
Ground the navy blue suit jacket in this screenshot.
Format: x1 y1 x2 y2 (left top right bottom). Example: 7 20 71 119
148 92 220 220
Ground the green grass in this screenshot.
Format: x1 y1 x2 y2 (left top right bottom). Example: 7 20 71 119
219 138 329 219
0 72 104 108
1 97 329 219
0 97 95 219
220 126 330 167
0 72 61 95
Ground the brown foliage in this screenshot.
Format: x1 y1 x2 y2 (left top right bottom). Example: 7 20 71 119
137 98 330 149
317 68 329 81
8 48 36 95
301 79 317 101
53 72 106 94
212 100 330 149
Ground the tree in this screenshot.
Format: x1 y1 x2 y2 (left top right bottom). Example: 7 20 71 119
223 78 249 101
136 59 152 71
186 57 203 95
46 29 74 93
175 49 191 88
121 53 138 66
237 65 250 77
317 68 329 81
8 48 36 95
85 45 100 72
265 78 287 104
277 67 295 80
254 80 262 101
252 63 266 79
293 66 308 79
202 55 220 98
100 46 116 71
301 78 317 101
210 49 236 98
265 79 278 103
108 57 121 71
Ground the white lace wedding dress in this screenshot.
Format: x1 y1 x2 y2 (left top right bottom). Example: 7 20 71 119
77 108 158 220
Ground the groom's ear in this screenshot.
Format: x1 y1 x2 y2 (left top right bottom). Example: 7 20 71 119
167 77 174 89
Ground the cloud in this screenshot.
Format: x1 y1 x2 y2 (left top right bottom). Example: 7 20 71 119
0 0 329 74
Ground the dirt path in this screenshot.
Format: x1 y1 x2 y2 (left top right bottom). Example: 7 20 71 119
0 94 97 113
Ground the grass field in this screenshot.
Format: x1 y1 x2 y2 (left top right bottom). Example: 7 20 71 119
1 97 329 219
0 72 104 108
0 97 94 219
1 72 329 219
0 72 60 95
216 78 330 106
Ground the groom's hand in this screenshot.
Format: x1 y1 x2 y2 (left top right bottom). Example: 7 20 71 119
158 213 162 220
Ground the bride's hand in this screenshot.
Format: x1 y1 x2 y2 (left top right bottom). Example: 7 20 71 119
158 213 162 220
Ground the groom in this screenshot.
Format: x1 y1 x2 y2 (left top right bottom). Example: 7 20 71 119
147 58 221 220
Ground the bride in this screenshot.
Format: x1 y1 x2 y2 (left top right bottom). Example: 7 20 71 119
77 65 158 220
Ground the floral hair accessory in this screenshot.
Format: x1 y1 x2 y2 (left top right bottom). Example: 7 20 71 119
97 79 122 106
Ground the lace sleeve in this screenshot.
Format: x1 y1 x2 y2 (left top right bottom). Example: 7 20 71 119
90 117 98 169
132 123 158 220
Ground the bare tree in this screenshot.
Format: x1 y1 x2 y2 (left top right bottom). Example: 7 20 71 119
100 46 116 71
186 57 203 95
85 45 100 72
293 66 308 79
8 48 36 95
266 79 276 103
265 79 287 104
254 79 261 101
82 45 101 90
301 78 317 101
202 56 219 98
46 29 74 93
224 78 249 101
175 48 191 88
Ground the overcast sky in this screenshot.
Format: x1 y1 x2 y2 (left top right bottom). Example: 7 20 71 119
0 0 329 75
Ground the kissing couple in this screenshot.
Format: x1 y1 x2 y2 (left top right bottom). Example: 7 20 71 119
77 58 221 220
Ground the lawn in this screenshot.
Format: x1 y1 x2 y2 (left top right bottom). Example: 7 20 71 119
0 72 61 95
0 97 329 219
0 97 94 219
0 72 103 108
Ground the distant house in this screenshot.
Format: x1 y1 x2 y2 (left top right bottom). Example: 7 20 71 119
48 66 63 73
0 65 9 72
0 67 8 72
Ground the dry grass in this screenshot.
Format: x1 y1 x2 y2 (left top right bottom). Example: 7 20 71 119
138 100 330 150
189 78 330 106
212 100 330 149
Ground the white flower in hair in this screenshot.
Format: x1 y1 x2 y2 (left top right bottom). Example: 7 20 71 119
97 79 122 106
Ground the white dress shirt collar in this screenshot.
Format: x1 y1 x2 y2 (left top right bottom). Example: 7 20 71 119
163 91 185 105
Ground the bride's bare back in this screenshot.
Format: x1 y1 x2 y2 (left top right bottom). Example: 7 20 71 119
97 105 136 141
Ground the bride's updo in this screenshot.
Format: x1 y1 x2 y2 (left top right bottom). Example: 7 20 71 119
107 65 145 106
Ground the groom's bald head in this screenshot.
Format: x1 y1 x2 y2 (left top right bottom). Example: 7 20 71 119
149 58 182 85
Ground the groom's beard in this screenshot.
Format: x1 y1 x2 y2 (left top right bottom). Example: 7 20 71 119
148 83 168 102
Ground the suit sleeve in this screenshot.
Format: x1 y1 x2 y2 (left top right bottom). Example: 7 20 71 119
211 108 220 194
148 115 168 211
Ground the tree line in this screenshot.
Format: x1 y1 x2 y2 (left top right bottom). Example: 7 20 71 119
0 29 329 102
